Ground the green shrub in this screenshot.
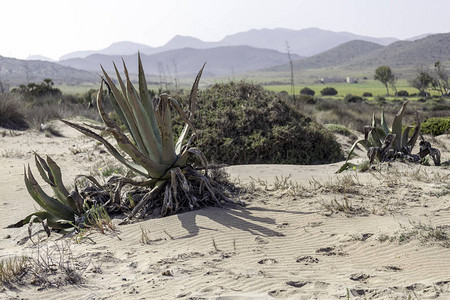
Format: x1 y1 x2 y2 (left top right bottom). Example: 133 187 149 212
421 117 450 136
362 92 373 97
344 94 364 103
300 87 315 96
298 94 316 104
192 81 343 165
397 90 409 97
320 87 338 96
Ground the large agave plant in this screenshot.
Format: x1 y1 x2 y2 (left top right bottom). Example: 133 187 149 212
63 54 228 220
338 101 440 172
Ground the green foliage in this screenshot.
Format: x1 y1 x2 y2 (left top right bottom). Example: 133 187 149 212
13 153 85 232
192 81 343 165
421 117 450 136
63 55 229 219
362 92 373 97
344 94 364 103
298 94 316 104
397 90 409 97
338 101 425 172
300 87 315 96
11 79 62 98
320 87 338 96
374 66 395 95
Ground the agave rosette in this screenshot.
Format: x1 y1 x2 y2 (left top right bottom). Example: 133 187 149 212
63 54 205 183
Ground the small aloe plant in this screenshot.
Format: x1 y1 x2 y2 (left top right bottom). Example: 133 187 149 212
338 101 439 172
63 54 229 221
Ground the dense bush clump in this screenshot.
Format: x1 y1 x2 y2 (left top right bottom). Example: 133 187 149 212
320 87 338 96
298 94 316 104
191 81 343 165
300 87 315 96
362 92 373 97
421 117 450 136
344 94 364 103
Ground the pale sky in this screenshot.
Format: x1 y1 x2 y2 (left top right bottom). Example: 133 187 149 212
1 0 449 61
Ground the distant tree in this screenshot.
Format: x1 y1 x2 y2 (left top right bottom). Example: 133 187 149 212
374 66 395 96
432 61 449 96
409 67 434 95
300 87 315 96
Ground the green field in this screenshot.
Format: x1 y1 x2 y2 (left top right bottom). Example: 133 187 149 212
262 80 425 97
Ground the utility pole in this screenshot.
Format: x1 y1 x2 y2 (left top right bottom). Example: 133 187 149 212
285 41 295 101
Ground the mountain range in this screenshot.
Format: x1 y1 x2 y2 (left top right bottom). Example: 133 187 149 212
58 27 399 61
268 33 450 73
1 28 447 88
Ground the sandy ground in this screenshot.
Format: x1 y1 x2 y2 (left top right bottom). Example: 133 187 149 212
0 121 449 299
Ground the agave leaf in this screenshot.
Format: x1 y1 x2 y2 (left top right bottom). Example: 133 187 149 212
346 139 369 162
407 112 421 149
7 210 72 229
137 53 161 144
367 128 382 148
46 156 70 202
25 166 74 221
102 65 149 156
336 162 359 173
380 109 390 135
175 125 190 156
104 126 169 178
401 126 413 149
391 101 409 150
62 120 148 176
24 166 54 213
34 153 53 185
187 148 209 176
155 94 177 164
123 60 162 160
371 112 376 127
188 63 206 119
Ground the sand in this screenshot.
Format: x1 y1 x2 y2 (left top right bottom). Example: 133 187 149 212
0 121 449 299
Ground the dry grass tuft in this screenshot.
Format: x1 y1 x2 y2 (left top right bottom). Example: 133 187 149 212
0 256 28 285
0 93 28 130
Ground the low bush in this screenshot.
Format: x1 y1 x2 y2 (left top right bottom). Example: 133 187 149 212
191 81 343 165
344 94 364 103
421 117 450 136
298 94 316 104
300 87 315 96
397 90 409 97
320 87 338 96
362 92 373 97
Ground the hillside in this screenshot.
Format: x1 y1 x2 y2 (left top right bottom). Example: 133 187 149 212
58 46 302 77
265 33 450 75
0 55 98 87
348 33 450 68
270 40 384 71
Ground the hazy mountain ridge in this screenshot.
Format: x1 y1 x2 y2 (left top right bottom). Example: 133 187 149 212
58 46 302 77
0 55 98 87
56 27 400 60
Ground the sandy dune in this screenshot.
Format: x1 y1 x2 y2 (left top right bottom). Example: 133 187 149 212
1 121 449 299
